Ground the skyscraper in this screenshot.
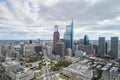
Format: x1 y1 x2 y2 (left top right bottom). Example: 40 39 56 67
52 25 60 54
110 37 119 59
29 40 32 44
84 35 89 45
64 20 74 55
97 37 105 57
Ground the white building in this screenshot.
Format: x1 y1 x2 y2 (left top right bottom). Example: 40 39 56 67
62 60 93 80
46 45 52 56
75 50 86 57
1 57 20 76
1 57 34 80
9 67 34 80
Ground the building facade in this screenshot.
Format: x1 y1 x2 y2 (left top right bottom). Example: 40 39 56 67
110 37 119 59
52 25 60 54
62 61 93 80
97 37 106 57
84 35 89 45
78 44 94 55
64 20 74 55
23 44 34 57
54 41 65 57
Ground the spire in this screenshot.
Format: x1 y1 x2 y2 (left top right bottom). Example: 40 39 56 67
54 25 59 32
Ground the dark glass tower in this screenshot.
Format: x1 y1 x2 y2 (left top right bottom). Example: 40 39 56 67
64 20 74 55
84 35 89 45
29 40 32 44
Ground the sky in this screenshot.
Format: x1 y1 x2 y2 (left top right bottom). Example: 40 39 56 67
0 0 120 40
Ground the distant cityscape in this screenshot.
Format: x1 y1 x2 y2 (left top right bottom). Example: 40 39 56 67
0 20 120 80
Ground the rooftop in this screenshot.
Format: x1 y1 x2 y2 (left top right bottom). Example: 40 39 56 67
11 67 33 77
2 60 20 67
64 60 93 78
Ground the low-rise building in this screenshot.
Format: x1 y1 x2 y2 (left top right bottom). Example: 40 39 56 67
101 67 120 80
1 57 34 80
62 60 93 80
75 50 86 57
9 67 34 80
1 57 20 77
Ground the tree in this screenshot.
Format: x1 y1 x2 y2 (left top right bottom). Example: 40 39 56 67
31 77 38 80
51 60 71 71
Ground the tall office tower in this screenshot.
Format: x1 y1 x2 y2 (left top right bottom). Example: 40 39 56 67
54 41 65 57
97 37 105 57
84 35 89 45
52 25 60 54
64 20 74 55
105 42 108 54
29 40 32 44
110 37 119 59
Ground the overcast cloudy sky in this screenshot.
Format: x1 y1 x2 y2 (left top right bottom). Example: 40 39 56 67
0 0 120 40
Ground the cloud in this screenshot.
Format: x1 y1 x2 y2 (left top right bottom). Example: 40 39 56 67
0 0 120 40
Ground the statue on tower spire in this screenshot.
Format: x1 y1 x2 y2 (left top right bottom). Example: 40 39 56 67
54 25 59 32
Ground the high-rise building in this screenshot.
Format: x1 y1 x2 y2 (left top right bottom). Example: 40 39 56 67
105 42 108 54
97 37 106 57
54 41 65 57
64 20 74 55
78 44 94 55
23 44 34 57
84 35 89 45
52 25 60 54
93 44 98 55
29 40 32 44
110 37 119 59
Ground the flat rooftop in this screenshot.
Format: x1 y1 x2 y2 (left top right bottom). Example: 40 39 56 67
64 61 93 78
2 60 20 67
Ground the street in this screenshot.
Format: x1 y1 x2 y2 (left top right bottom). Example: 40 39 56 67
0 65 11 80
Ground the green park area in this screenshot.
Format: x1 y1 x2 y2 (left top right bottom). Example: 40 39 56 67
51 60 72 71
26 55 44 63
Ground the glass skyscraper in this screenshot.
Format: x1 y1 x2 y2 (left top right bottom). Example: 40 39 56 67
64 20 74 55
84 35 89 45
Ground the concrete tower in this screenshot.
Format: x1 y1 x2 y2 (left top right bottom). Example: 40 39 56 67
110 37 119 59
52 25 60 54
97 37 106 57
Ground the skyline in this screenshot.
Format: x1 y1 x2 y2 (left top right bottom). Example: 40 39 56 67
0 0 120 40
